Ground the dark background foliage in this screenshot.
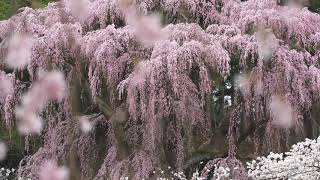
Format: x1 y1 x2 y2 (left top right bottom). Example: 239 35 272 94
310 0 320 12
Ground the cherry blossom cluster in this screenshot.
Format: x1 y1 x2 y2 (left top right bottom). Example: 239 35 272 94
0 0 319 179
15 71 66 135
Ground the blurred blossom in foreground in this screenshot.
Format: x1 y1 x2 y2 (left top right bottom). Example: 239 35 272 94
119 0 166 45
235 74 250 95
270 95 294 128
0 74 13 98
16 71 66 135
255 29 278 62
65 0 90 21
118 0 133 10
39 160 69 180
15 111 43 135
0 142 7 161
40 71 66 101
128 14 166 45
5 33 34 69
79 116 93 133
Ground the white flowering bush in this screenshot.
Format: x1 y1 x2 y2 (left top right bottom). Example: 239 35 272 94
0 168 16 180
212 165 230 180
171 170 205 180
145 163 233 180
247 136 320 179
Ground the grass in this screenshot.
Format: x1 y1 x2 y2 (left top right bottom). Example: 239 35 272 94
0 0 50 20
0 0 11 20
31 0 49 9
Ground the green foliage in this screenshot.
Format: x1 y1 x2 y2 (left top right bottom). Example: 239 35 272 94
0 0 11 20
17 0 32 7
0 121 43 168
0 0 50 20
310 0 320 12
31 0 50 9
0 123 24 168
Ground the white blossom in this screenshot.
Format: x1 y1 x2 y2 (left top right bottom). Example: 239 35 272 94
247 136 320 180
5 33 34 69
39 160 69 180
269 95 294 128
79 116 93 133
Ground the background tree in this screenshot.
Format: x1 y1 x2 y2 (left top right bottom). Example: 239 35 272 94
0 0 319 179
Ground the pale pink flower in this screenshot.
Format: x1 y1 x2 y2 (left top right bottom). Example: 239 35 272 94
16 108 43 135
21 70 66 111
40 71 66 101
127 14 166 45
285 0 310 8
270 95 294 129
255 29 278 62
118 0 166 44
79 116 93 133
118 0 134 10
15 70 66 135
39 160 69 180
235 74 250 96
5 33 34 69
0 142 7 161
0 75 13 98
65 0 90 21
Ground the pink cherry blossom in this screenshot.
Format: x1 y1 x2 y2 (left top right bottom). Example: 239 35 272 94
39 160 69 180
269 95 294 129
0 0 318 179
5 33 34 69
15 70 66 135
65 0 90 21
128 14 166 45
79 116 93 133
0 74 13 98
255 29 278 62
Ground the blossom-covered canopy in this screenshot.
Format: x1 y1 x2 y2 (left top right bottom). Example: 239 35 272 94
0 0 319 179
